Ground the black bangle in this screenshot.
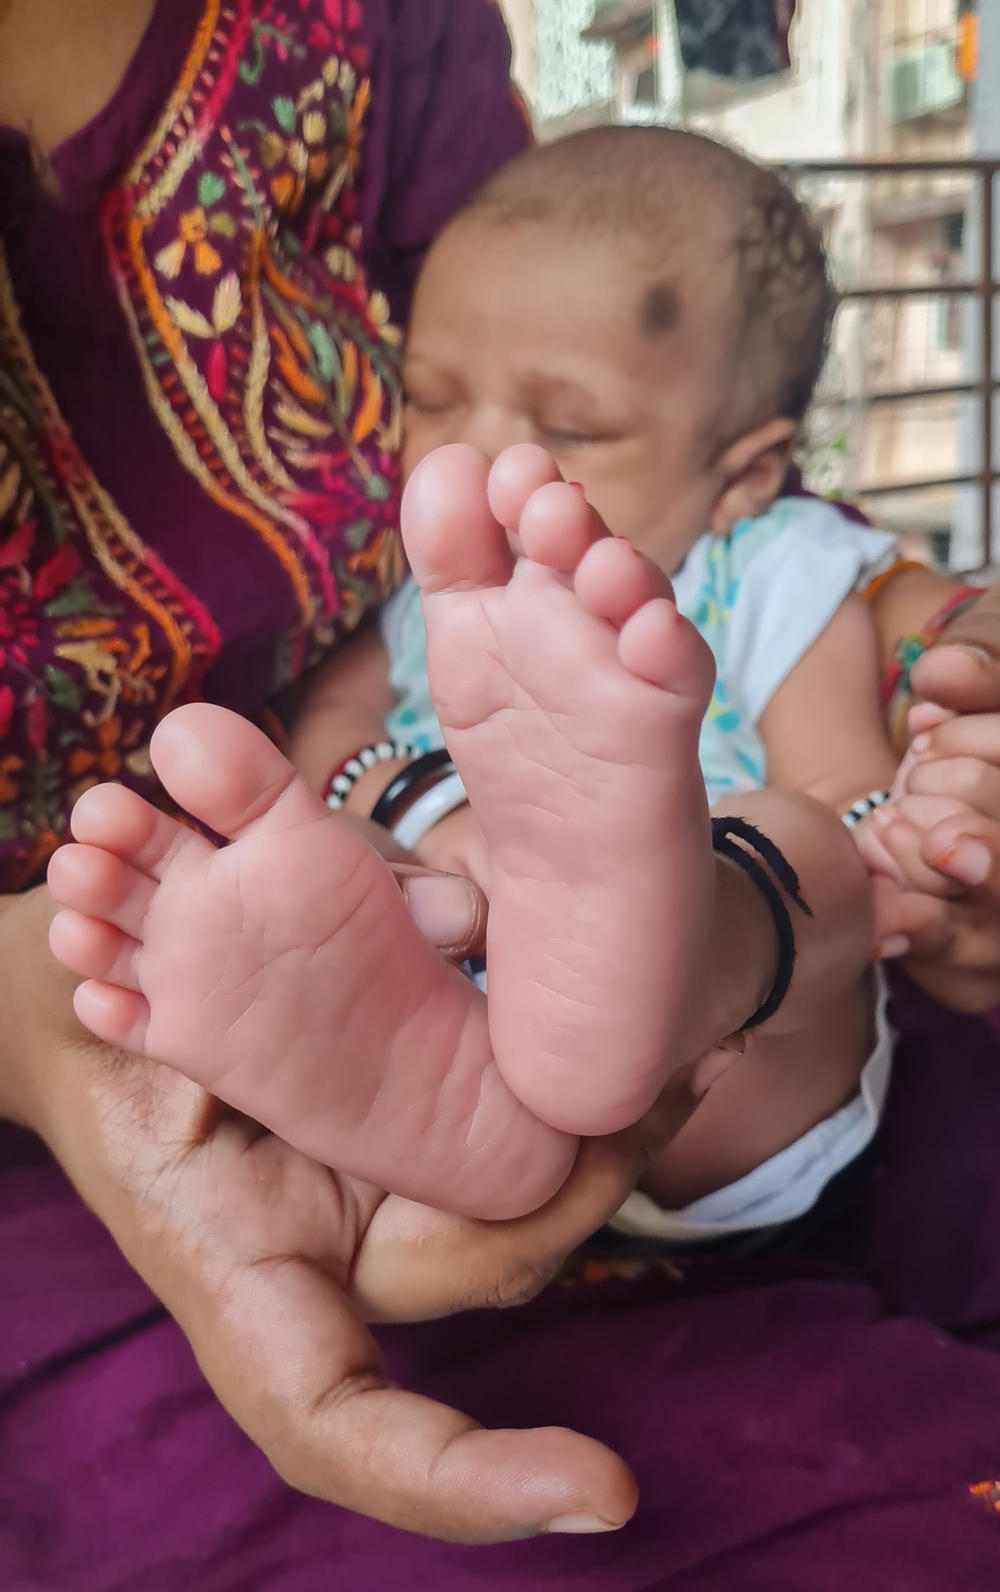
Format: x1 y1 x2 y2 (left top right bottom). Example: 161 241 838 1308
711 816 813 1030
369 748 454 829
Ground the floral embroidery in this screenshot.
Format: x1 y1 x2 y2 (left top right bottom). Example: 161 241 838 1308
0 263 221 881
0 0 407 889
106 0 403 684
154 203 227 279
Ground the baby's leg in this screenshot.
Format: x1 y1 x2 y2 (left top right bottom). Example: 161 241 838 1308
402 443 717 1135
641 788 879 1217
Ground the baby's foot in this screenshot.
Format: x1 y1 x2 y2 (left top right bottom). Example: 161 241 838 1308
47 705 575 1220
402 444 716 1135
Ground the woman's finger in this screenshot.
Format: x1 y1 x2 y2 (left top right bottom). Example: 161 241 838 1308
906 711 1000 768
900 754 1000 817
170 1227 635 1543
356 1132 645 1323
909 583 1000 712
918 811 1000 893
343 813 490 960
78 1073 637 1546
391 863 488 960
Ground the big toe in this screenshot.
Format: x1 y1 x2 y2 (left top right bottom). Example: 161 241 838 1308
402 444 513 595
150 703 306 843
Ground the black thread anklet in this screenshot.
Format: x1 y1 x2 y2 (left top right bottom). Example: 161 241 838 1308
711 816 813 1030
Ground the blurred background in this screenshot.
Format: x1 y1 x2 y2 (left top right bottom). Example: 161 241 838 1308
498 1 996 574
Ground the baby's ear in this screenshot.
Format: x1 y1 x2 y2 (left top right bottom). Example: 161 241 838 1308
708 419 796 536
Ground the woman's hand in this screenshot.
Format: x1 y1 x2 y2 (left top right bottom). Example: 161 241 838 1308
413 802 493 895
862 597 1000 1011
2 883 643 1543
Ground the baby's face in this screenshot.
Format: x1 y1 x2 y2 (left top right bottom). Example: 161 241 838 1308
403 219 731 571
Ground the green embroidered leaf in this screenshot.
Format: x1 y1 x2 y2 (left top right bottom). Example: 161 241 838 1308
239 33 265 87
344 518 372 550
208 211 239 238
44 666 82 710
0 812 15 841
306 323 339 384
45 585 97 618
364 475 391 503
198 171 227 209
272 95 297 134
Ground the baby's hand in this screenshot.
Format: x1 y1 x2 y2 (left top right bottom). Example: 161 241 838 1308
413 801 493 896
860 707 1000 1010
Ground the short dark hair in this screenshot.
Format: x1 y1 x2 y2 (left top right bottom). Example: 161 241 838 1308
459 125 835 445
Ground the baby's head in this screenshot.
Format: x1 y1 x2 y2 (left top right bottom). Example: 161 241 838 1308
404 126 833 569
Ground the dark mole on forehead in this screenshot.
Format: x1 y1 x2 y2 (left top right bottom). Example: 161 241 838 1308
640 280 679 336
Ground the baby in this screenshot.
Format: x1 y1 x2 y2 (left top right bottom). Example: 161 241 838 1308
45 129 1000 1243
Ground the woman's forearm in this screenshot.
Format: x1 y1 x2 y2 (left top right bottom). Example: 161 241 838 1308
0 883 80 1132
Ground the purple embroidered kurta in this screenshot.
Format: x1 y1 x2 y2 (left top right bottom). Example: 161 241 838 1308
0 0 529 890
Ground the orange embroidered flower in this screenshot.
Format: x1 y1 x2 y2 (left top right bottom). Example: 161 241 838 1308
970 1481 1000 1514
67 717 123 780
155 208 224 280
0 753 23 803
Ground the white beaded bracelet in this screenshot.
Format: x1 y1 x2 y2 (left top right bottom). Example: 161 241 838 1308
392 769 469 849
324 741 414 811
841 789 891 829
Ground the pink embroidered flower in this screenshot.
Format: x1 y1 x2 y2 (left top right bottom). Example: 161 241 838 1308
33 544 83 605
306 0 360 50
25 691 49 754
0 573 38 667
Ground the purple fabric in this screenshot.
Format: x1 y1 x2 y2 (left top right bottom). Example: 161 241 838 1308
4 978 1000 1589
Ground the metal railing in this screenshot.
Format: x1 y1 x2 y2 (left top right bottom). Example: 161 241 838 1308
783 158 998 567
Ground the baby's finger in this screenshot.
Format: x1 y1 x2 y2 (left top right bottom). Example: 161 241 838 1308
907 701 954 738
868 805 963 897
908 711 1000 768
899 754 1000 817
